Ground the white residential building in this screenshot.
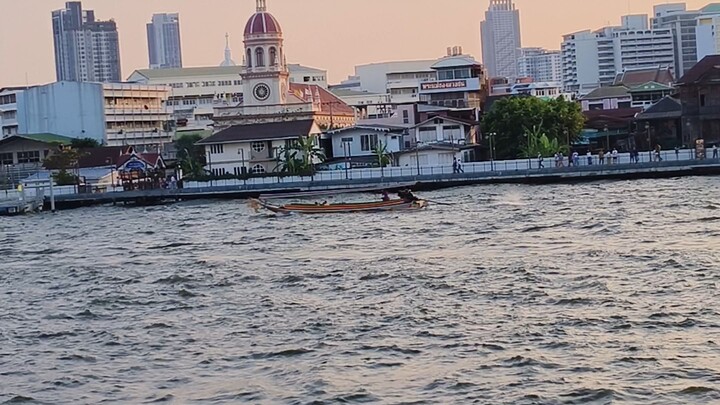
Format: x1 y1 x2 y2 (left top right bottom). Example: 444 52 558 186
481 0 522 79
696 14 720 60
517 48 562 82
0 88 27 138
652 3 720 77
16 81 171 148
334 60 436 94
562 15 676 95
325 126 404 168
510 82 571 99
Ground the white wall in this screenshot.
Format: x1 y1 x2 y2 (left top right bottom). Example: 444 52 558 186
398 150 459 168
696 17 720 60
17 81 105 141
330 129 401 160
353 60 436 93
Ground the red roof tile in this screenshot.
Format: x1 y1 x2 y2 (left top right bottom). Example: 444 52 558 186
676 55 720 85
244 12 282 36
289 83 355 116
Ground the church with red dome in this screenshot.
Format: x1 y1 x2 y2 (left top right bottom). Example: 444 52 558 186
200 0 356 176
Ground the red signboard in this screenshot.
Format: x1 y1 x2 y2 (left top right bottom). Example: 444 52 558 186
421 80 467 91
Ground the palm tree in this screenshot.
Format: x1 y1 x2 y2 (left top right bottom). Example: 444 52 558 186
372 140 391 177
293 135 326 173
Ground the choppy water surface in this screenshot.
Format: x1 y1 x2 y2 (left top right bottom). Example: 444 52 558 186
2 178 720 404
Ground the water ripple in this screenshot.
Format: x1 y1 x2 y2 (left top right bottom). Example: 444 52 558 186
1 178 720 404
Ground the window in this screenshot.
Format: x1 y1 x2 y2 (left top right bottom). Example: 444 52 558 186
360 134 378 151
246 49 252 68
252 142 265 153
269 47 278 66
255 47 265 67
0 152 13 165
17 151 40 164
341 137 353 143
402 110 409 124
210 144 224 154
251 164 266 174
700 94 706 107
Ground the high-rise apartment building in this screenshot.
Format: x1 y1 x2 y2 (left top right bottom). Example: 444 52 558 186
147 13 183 69
517 48 562 82
480 0 522 79
652 3 720 77
562 15 675 95
52 1 121 83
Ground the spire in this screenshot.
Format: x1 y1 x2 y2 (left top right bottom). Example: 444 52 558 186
256 0 267 12
220 33 236 66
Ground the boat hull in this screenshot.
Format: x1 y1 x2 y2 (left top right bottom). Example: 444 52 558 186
251 199 427 214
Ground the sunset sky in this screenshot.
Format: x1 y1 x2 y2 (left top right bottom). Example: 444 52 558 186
0 0 712 88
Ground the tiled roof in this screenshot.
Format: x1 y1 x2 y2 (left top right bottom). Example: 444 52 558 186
289 83 355 116
636 96 682 119
197 120 318 145
612 67 674 87
628 81 674 93
21 133 76 144
676 55 720 85
580 86 630 100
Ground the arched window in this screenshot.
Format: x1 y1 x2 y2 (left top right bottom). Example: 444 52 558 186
255 47 265 67
246 49 252 68
251 164 266 174
269 47 277 66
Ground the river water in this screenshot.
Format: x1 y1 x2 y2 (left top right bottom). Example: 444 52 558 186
1 177 720 404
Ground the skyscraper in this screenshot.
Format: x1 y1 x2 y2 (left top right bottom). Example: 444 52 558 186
52 1 121 83
480 0 522 79
147 13 183 69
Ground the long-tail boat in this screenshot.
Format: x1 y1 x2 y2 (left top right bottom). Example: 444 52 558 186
249 198 427 215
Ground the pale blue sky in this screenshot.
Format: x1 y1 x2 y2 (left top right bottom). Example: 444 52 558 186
0 0 711 87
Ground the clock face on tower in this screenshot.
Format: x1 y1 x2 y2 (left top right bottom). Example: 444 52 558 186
253 83 271 101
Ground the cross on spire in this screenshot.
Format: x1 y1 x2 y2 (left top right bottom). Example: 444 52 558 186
256 0 267 12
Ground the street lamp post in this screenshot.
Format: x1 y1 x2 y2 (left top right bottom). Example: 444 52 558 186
604 124 610 152
489 132 496 172
645 122 652 161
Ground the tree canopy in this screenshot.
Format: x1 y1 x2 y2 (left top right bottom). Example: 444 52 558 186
481 96 585 159
175 134 207 178
70 138 101 149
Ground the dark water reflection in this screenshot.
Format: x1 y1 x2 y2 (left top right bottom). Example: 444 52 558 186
1 177 720 404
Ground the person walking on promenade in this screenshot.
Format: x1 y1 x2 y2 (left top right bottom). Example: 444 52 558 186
612 149 619 165
537 153 544 169
713 145 719 159
457 159 464 173
554 152 560 167
452 157 458 174
599 150 605 165
655 145 663 162
675 146 680 160
587 150 593 165
558 152 565 167
572 151 580 167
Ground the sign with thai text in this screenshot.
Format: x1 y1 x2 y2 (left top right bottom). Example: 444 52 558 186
125 160 146 171
421 80 467 91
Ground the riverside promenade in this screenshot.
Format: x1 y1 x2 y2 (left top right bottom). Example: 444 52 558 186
45 149 720 210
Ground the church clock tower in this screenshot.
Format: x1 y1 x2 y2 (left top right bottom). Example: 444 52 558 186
241 0 288 107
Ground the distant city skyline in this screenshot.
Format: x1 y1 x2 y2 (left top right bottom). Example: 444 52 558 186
0 0 713 88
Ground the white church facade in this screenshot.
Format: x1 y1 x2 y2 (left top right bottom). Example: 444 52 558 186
197 0 355 175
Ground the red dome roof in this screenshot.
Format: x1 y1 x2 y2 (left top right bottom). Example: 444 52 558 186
244 12 282 36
